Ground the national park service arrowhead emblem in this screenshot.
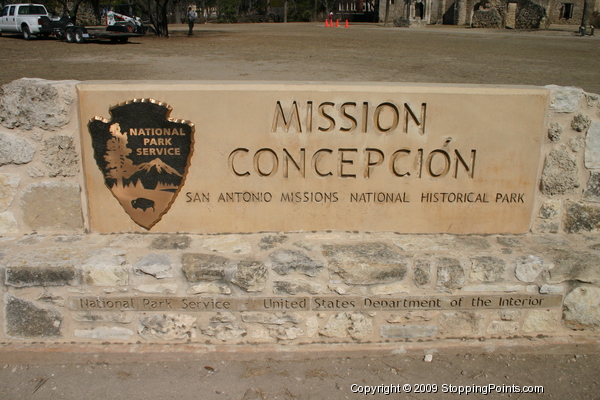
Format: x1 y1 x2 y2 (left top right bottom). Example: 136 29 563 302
88 99 194 230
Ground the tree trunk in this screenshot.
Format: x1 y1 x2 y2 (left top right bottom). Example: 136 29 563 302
384 0 390 25
581 0 590 27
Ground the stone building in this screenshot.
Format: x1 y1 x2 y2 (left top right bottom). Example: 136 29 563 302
379 0 599 27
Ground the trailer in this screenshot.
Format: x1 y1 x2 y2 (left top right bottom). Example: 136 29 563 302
65 25 142 43
39 16 143 43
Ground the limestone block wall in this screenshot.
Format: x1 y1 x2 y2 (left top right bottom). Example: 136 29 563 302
0 79 84 236
0 78 599 348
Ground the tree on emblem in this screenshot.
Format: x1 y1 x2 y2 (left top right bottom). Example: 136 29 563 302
103 123 137 188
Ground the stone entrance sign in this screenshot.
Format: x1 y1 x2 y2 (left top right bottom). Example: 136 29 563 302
78 82 548 234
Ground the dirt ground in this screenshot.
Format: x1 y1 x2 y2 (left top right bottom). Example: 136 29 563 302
1 351 599 399
0 23 599 94
1 22 600 399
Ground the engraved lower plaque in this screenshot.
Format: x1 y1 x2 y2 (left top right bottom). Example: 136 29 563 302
78 82 548 233
88 99 194 229
70 295 563 312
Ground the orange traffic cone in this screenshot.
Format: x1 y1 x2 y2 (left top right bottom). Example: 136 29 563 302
345 19 349 28
336 19 340 27
325 19 329 27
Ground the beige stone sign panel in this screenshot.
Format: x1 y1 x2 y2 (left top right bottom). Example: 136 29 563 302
78 82 548 234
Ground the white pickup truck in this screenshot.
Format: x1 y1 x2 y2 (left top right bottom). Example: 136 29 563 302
0 3 54 39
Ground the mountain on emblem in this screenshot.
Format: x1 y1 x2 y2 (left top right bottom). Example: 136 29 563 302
88 99 194 229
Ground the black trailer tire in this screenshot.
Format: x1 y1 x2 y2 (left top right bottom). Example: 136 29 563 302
65 28 75 43
119 36 129 43
22 25 32 40
74 28 85 44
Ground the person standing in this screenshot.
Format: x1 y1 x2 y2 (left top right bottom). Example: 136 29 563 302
187 7 197 35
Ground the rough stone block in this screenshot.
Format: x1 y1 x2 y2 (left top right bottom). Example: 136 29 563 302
544 248 600 284
201 313 246 341
585 121 600 169
585 93 599 107
538 200 560 219
486 321 519 335
202 235 251 254
134 253 173 279
564 202 600 233
562 285 600 331
0 131 36 166
273 280 321 295
412 259 431 288
515 255 546 282
583 172 600 203
439 312 484 336
569 136 585 153
259 235 288 250
0 78 76 130
136 283 178 294
523 310 558 333
380 324 436 339
81 248 128 286
387 312 433 323
496 236 525 248
139 314 197 340
0 173 20 211
0 211 18 234
370 281 411 295
5 266 76 287
470 256 506 282
150 235 191 250
455 236 492 250
231 260 267 292
41 135 79 177
20 181 83 231
269 326 303 340
547 122 563 142
187 282 231 295
547 85 583 113
241 312 300 325
323 243 408 285
461 284 528 292
572 113 592 132
5 295 62 338
539 284 564 294
436 258 465 292
74 327 134 340
319 312 373 340
73 312 133 324
393 236 456 251
268 248 324 277
540 148 579 196
181 253 229 282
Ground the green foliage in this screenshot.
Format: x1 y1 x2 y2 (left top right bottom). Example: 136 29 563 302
288 0 313 21
591 11 600 28
217 0 239 22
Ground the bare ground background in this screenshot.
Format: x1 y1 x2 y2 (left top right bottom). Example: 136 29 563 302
1 22 600 399
0 23 599 93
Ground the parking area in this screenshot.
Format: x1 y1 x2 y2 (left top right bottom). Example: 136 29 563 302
1 22 598 94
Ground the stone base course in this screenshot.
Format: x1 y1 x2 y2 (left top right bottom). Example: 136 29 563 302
0 232 598 347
